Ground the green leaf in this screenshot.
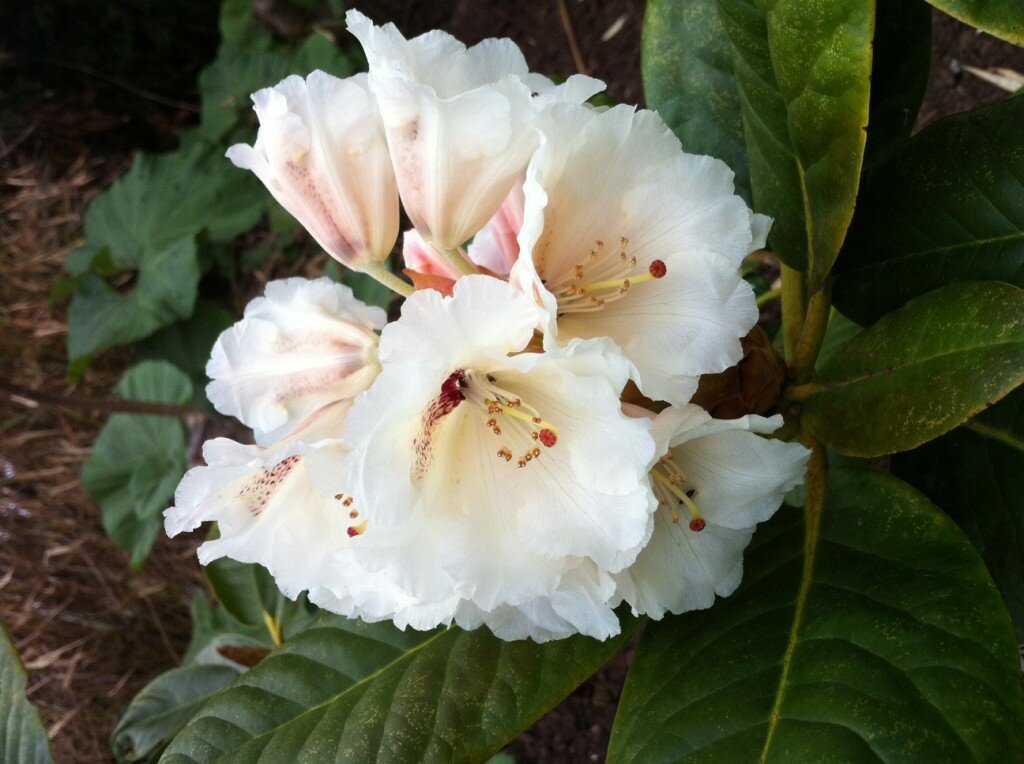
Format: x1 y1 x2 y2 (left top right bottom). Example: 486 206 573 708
714 0 873 289
204 554 313 640
813 307 862 371
113 645 246 763
608 467 1024 762
925 0 1024 46
834 95 1024 325
137 300 234 399
198 33 353 143
1 619 53 764
66 141 263 358
642 0 750 202
81 361 193 566
802 281 1024 457
862 0 932 173
163 614 637 762
114 590 286 763
893 385 1024 638
68 237 201 360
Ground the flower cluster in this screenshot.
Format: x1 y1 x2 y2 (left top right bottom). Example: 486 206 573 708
165 12 809 642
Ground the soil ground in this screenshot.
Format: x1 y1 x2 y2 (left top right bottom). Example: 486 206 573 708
1 4 1022 762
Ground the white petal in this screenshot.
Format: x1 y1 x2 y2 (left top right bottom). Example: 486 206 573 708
205 277 384 445
455 562 620 642
345 277 657 620
227 71 398 268
164 430 355 600
613 518 754 618
658 405 810 528
614 405 809 618
376 275 541 369
511 104 763 403
346 11 598 250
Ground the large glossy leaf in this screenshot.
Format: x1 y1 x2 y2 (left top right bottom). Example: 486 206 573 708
163 614 637 762
608 467 1024 762
802 281 1024 457
834 95 1024 326
925 0 1024 46
893 386 1024 638
114 590 294 763
1 619 53 764
81 361 193 566
714 0 873 289
642 0 750 202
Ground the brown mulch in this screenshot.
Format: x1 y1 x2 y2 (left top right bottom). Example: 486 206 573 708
1 4 1022 763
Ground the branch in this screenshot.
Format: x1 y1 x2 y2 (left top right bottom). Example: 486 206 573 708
0 380 199 418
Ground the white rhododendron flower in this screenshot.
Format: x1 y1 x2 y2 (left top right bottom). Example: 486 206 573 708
206 277 385 446
342 276 657 639
164 402 353 600
510 104 764 404
226 71 399 273
169 16 808 645
346 10 602 250
613 405 809 618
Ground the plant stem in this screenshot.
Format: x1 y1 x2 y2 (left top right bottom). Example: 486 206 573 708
756 286 782 307
360 261 415 297
792 284 832 383
555 0 589 74
0 380 199 418
439 246 480 277
780 264 807 362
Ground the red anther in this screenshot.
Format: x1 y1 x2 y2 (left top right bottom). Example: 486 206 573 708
688 517 706 532
347 526 359 537
649 260 667 279
539 428 558 448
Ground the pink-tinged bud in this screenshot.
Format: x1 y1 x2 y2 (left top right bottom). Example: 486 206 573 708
227 71 399 270
346 10 604 251
206 278 386 445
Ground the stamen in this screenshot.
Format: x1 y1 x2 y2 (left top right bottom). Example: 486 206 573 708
651 467 705 531
550 236 668 314
347 518 368 537
485 398 558 436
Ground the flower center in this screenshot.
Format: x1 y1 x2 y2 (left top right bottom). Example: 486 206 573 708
546 237 667 313
413 369 559 477
650 453 706 532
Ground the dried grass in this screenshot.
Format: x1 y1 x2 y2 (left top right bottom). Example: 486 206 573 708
0 140 206 763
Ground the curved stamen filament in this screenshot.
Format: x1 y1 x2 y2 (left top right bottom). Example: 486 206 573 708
651 467 706 531
484 398 558 436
